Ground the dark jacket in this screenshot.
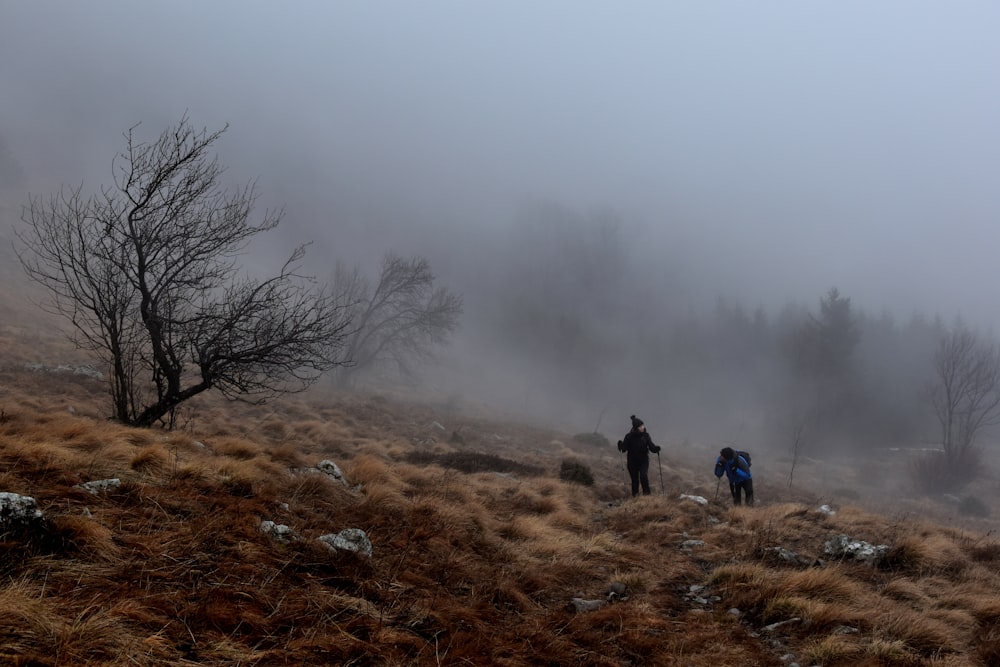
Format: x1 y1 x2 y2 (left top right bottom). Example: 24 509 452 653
715 454 751 483
618 429 660 463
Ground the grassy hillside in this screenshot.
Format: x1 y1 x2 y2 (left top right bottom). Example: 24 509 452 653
2 280 1000 664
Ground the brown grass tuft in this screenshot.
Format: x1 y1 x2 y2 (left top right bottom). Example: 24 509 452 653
779 566 864 603
883 533 969 576
214 457 287 499
863 636 913 664
130 443 170 474
257 418 289 441
873 603 969 654
284 470 351 510
210 436 264 460
506 485 561 515
882 576 931 605
170 461 210 483
358 482 412 517
51 513 121 562
346 453 397 487
266 440 309 467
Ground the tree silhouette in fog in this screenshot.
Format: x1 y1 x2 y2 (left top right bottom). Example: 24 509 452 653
930 324 1000 460
17 116 351 427
331 253 462 388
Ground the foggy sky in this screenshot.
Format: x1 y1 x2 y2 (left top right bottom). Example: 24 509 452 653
3 1 1000 327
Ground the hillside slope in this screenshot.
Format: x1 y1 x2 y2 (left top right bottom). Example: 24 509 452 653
1 359 1000 665
1 264 999 666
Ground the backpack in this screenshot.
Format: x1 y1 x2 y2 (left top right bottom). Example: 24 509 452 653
736 450 751 467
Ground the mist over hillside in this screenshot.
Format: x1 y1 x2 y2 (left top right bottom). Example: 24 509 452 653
5 5 1000 658
3 3 1000 457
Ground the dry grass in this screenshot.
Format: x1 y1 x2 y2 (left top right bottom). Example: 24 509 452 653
780 566 867 603
6 358 1000 664
882 576 932 605
884 532 971 576
130 443 171 475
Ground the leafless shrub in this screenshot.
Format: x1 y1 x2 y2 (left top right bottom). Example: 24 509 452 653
928 325 1000 473
910 447 982 494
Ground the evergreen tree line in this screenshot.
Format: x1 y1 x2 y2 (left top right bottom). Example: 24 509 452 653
457 202 988 459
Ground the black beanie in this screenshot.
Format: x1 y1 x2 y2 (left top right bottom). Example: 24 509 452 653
630 415 644 429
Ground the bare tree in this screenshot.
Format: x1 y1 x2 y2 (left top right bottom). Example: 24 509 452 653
787 420 807 489
16 116 352 427
332 253 462 387
929 324 1000 460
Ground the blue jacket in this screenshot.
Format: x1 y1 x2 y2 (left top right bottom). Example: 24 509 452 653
715 454 751 483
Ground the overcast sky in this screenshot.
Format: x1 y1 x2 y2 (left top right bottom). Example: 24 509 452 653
3 1 1000 329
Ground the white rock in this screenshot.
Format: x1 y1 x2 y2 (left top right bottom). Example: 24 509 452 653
0 492 44 525
76 479 121 495
316 460 348 485
319 528 372 558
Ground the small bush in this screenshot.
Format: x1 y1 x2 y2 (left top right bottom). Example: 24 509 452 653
959 495 990 517
404 451 544 476
571 432 610 448
910 448 982 494
559 459 594 486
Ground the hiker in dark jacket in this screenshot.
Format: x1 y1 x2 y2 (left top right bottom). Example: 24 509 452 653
715 446 753 506
617 415 660 496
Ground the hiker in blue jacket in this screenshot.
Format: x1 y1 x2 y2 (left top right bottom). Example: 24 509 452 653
715 446 753 506
617 415 660 496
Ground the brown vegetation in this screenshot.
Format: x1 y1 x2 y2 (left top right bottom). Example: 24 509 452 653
4 357 1000 664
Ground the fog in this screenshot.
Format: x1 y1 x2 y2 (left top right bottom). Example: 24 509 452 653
3 2 1000 447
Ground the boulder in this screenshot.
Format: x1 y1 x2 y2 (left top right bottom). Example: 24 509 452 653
0 492 44 531
823 534 889 565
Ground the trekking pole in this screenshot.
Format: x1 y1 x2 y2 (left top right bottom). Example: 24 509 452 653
714 477 721 501
619 449 628 498
656 451 664 495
